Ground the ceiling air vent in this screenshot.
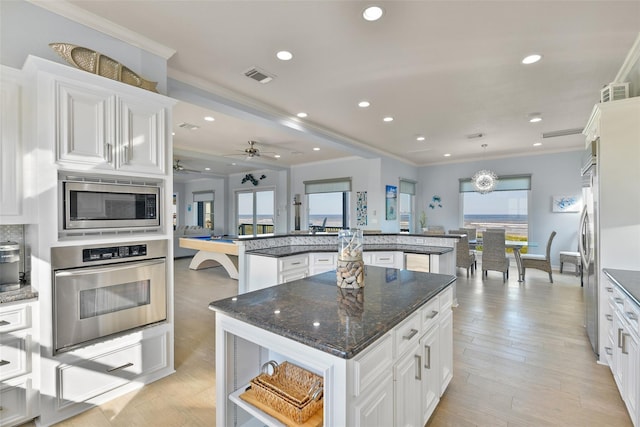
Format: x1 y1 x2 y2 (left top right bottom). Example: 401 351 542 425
244 66 275 84
600 82 629 103
177 122 200 130
542 128 583 138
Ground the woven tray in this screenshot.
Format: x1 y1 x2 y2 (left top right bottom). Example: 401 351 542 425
250 361 323 424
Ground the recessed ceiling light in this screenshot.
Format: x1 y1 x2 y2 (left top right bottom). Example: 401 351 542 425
358 101 370 108
313 321 320 327
383 116 393 122
172 132 175 136
204 116 215 122
416 136 425 141
276 50 293 61
313 147 320 151
297 112 308 118
522 54 542 65
274 154 281 158
204 167 211 171
528 113 542 123
444 153 451 157
231 163 237 166
533 142 543 146
362 5 384 21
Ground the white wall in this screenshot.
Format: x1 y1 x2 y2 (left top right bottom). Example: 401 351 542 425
381 157 420 233
0 0 168 93
418 150 584 266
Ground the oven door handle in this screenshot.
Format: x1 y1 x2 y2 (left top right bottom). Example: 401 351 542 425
54 258 165 277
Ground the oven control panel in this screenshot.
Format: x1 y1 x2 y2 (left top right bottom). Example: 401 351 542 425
82 244 147 262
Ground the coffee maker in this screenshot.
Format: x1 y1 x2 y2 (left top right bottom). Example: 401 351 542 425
0 241 21 291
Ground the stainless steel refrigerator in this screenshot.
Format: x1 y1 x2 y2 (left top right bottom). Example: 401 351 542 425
579 141 598 356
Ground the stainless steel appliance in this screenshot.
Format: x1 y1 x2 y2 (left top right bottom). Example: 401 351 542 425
0 241 21 291
51 240 167 354
580 140 598 356
62 180 160 230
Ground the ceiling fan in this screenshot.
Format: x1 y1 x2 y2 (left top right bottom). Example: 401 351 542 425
224 140 278 159
173 159 200 173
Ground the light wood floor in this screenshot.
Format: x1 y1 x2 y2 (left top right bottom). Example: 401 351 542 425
35 258 630 426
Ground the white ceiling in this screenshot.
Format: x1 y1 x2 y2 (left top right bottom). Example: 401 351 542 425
64 0 640 175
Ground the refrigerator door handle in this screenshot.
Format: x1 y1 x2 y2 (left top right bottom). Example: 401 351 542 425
578 205 590 266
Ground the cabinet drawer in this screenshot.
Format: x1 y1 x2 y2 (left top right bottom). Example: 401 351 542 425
0 333 30 381
279 255 309 272
394 311 421 358
58 332 167 406
352 333 393 397
623 298 640 335
0 378 28 426
0 304 30 333
439 287 453 313
372 252 396 266
310 252 335 266
421 298 440 332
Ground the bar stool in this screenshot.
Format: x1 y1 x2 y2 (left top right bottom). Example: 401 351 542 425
559 251 582 276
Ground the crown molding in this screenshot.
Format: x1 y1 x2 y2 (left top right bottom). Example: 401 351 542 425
27 0 176 59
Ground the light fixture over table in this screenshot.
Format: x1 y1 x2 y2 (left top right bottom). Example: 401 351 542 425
472 144 499 194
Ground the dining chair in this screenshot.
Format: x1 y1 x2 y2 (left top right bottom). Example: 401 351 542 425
481 229 510 282
521 230 556 283
454 233 476 277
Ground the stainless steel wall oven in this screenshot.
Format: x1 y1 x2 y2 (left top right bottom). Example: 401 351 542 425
51 240 167 354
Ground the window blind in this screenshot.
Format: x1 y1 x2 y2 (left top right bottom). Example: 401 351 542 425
193 191 214 202
459 174 531 192
399 179 416 195
304 177 351 194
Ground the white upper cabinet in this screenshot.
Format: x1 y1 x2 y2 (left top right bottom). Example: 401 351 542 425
54 78 167 174
24 55 173 177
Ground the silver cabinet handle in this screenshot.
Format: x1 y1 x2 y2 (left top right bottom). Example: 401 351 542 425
380 257 391 261
0 360 10 367
0 320 9 326
414 355 422 380
605 347 613 356
605 314 613 321
626 312 638 321
403 328 419 340
291 262 301 266
317 259 329 262
606 287 613 293
426 310 438 319
622 333 629 355
614 297 624 305
107 362 133 373
618 328 624 348
123 145 130 164
105 142 113 164
424 344 431 369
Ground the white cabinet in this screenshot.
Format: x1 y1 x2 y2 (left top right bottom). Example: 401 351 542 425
394 339 422 427
605 275 640 427
420 325 440 424
246 254 310 292
351 372 394 427
0 66 28 222
0 300 38 427
309 252 336 276
54 78 167 175
364 251 403 269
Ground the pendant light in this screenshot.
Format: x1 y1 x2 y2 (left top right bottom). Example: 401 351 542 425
471 144 498 194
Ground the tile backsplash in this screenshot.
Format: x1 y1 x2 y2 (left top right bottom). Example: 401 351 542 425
0 224 28 281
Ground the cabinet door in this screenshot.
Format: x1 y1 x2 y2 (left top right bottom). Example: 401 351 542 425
394 343 422 427
116 95 166 175
0 69 22 217
439 309 453 395
420 325 440 425
613 310 626 394
624 328 639 425
352 372 394 427
55 79 116 169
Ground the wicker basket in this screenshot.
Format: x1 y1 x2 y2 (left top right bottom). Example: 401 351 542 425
250 361 323 424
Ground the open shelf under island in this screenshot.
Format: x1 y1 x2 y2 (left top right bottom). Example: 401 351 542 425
209 266 456 427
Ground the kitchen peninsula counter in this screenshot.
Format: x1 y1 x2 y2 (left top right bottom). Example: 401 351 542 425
603 268 640 306
246 243 452 258
209 267 456 426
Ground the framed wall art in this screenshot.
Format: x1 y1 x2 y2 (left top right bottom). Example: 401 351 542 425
552 195 580 213
385 185 397 220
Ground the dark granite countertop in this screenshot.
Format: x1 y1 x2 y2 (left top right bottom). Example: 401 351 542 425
603 269 640 307
0 285 38 304
246 244 453 258
209 266 455 359
235 232 461 241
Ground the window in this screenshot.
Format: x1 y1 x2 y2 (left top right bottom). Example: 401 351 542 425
399 179 416 233
236 189 275 236
193 191 214 230
305 177 351 231
460 175 530 240
172 193 177 230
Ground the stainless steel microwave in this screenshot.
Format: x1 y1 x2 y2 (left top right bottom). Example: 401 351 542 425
63 181 160 230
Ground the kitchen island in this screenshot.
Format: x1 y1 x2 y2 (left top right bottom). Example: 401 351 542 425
209 266 455 426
